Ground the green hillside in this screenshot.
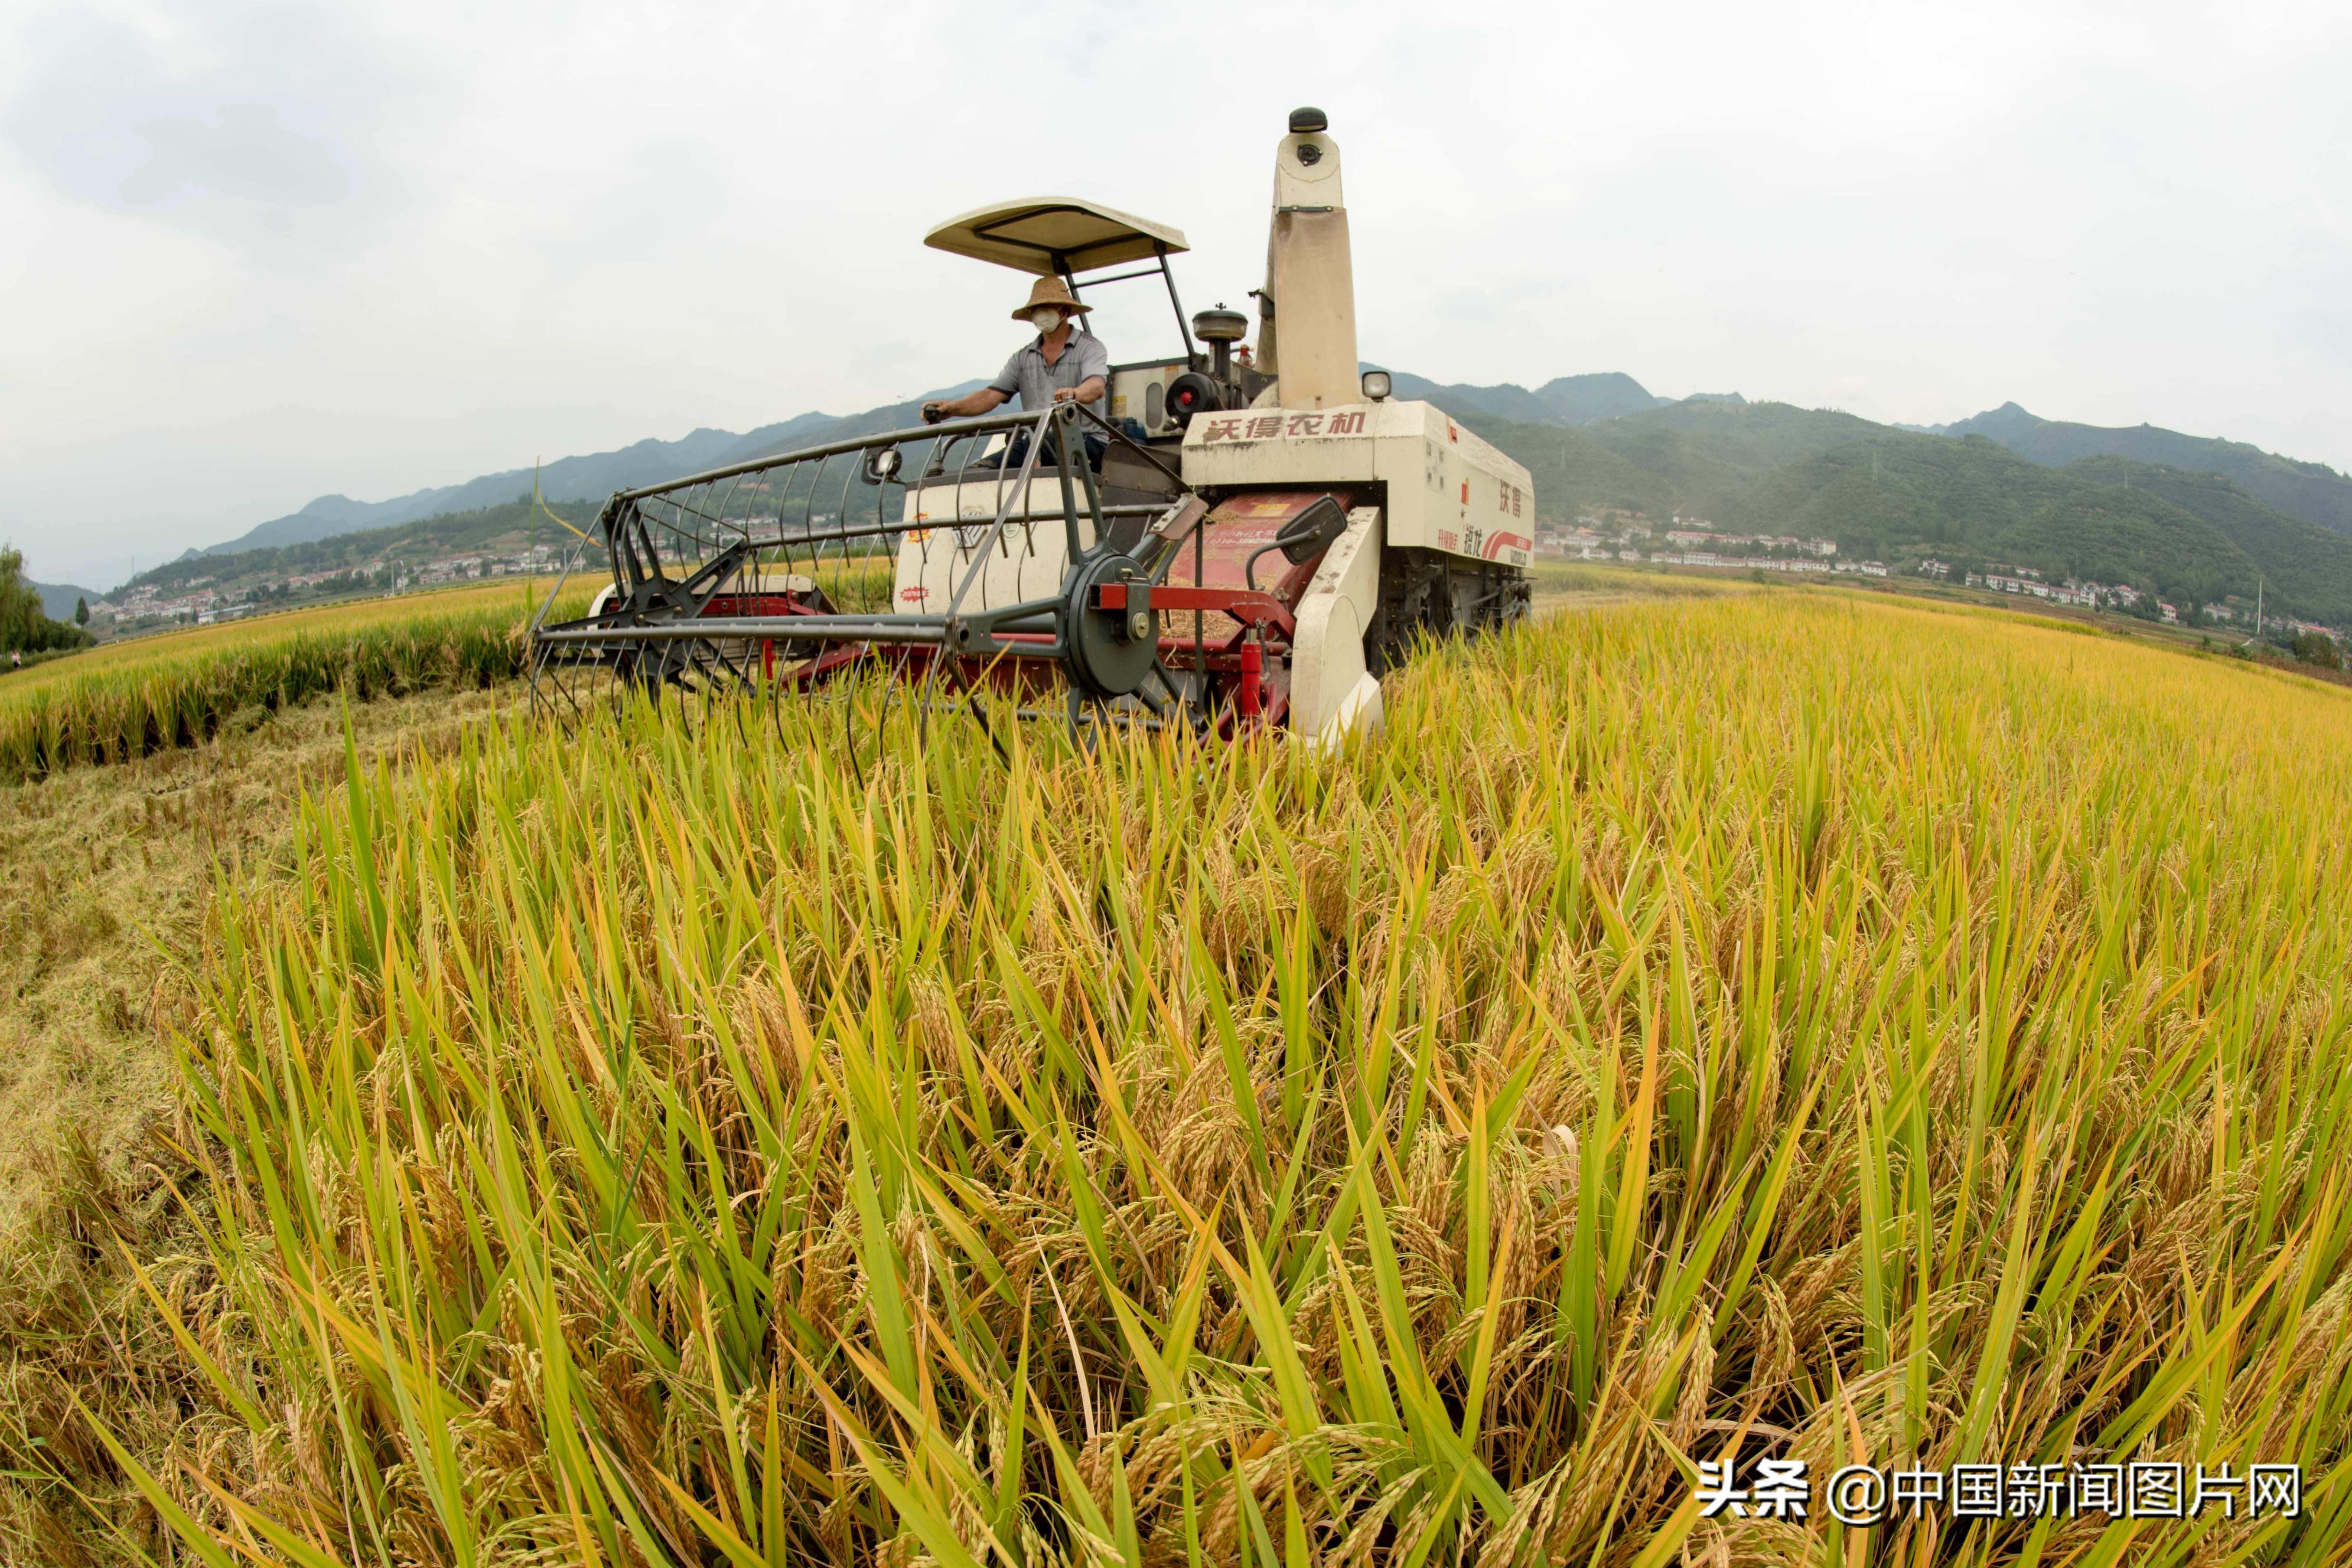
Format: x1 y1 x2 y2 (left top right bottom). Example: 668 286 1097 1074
1464 402 2352 626
1457 422 1677 519
113 495 602 615
1731 435 2255 593
1453 399 1889 520
2061 457 2352 610
1948 402 2352 538
28 581 98 625
1582 399 1881 479
1534 371 1675 422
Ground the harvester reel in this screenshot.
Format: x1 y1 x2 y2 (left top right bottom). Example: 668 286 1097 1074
528 404 1226 748
606 539 757 695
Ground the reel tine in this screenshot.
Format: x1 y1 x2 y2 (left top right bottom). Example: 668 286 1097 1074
839 649 863 792
960 689 1011 767
935 653 1012 768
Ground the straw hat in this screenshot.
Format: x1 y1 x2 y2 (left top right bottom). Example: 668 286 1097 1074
1011 276 1093 321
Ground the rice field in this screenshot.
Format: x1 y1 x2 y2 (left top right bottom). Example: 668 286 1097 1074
0 584 559 782
0 583 568 699
7 590 2352 1564
0 556 893 782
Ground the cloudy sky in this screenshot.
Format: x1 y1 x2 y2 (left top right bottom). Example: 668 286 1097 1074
3 0 2347 589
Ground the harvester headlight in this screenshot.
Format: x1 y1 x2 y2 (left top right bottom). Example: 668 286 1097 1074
862 447 903 485
1361 370 1391 402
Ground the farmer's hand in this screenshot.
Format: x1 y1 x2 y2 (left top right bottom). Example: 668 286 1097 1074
1052 387 1078 403
921 401 945 424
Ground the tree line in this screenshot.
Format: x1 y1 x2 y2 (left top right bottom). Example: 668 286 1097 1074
0 546 95 659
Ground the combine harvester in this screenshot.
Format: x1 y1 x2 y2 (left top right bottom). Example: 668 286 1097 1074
529 108 1534 744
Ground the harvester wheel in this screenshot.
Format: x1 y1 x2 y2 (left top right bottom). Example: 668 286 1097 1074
1499 572 1533 626
1367 551 1447 674
1368 548 1531 671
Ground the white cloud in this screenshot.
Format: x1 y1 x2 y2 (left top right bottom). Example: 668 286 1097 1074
3 0 431 263
2 0 2348 587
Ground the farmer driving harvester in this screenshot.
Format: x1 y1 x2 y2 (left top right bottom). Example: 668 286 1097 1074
921 277 1109 469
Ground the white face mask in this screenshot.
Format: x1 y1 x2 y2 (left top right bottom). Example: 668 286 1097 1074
1030 308 1064 335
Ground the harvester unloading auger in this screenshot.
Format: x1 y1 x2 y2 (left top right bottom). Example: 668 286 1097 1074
528 108 1534 744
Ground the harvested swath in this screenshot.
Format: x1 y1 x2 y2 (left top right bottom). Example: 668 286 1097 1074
18 593 2352 1562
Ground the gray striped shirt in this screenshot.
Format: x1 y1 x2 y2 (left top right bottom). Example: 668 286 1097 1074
989 330 1110 421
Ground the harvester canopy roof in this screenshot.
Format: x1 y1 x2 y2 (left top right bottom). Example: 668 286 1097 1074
923 198 1189 277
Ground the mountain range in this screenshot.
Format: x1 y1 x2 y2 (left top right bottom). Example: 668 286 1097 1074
1939 402 2352 537
1392 379 2352 544
1381 371 1684 426
200 416 830 557
171 372 1740 566
190 382 1001 559
1432 396 2352 624
81 370 2352 631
